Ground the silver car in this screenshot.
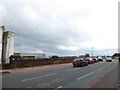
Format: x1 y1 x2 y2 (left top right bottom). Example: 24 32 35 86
106 57 112 62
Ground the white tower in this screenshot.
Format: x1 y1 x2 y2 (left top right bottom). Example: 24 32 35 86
0 26 5 64
2 31 15 63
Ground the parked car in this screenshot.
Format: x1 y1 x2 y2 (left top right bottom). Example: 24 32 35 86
97 57 103 61
106 57 112 62
72 58 88 67
92 58 98 62
84 58 94 64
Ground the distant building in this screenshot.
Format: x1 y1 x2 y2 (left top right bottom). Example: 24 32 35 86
0 26 5 63
13 53 22 56
22 56 36 60
57 56 77 60
22 53 47 58
2 31 15 63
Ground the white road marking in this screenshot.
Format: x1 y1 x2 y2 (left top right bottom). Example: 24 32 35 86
38 82 48 88
57 86 63 88
97 67 104 71
22 73 56 82
95 63 99 64
66 68 80 72
88 65 93 66
77 72 94 80
54 86 63 90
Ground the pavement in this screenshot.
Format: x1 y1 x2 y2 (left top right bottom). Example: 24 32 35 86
87 63 118 88
0 63 71 74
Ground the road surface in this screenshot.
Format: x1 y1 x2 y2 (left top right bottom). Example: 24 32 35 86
2 60 118 89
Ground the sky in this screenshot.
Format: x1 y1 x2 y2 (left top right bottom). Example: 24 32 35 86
0 0 119 56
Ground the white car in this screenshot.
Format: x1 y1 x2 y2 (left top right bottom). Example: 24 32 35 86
106 57 112 62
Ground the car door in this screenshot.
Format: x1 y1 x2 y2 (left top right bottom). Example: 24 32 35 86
80 59 84 65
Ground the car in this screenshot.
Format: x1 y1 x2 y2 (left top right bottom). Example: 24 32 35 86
84 58 94 64
72 58 88 67
106 57 112 62
97 57 103 61
92 58 98 62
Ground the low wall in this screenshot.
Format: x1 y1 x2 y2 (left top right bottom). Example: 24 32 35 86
2 58 74 69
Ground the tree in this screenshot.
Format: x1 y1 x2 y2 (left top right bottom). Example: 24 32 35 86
112 53 120 57
85 53 90 57
51 55 59 59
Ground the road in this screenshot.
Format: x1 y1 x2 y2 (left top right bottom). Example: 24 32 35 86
2 60 118 89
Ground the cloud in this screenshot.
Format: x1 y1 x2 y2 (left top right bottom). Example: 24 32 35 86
1 0 118 56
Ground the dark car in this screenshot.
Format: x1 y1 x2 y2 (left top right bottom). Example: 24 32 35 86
84 58 94 64
72 58 88 67
106 57 112 62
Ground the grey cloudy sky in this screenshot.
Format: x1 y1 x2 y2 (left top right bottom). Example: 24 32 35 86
0 0 118 56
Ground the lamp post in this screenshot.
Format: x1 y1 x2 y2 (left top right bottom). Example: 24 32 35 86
91 47 94 58
107 49 109 56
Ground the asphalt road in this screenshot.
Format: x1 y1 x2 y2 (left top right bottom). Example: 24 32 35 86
2 60 118 89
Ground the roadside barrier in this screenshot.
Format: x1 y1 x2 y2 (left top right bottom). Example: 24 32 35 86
2 59 74 69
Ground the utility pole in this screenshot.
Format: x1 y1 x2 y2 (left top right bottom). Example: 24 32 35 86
107 49 109 56
91 47 94 58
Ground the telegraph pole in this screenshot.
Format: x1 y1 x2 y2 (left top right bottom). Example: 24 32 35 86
107 49 109 56
91 47 94 58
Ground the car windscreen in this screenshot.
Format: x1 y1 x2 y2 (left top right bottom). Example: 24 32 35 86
98 57 102 59
106 58 112 60
73 59 79 61
84 59 89 61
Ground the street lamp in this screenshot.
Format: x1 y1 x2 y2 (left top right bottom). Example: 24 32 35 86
91 47 94 58
107 49 109 56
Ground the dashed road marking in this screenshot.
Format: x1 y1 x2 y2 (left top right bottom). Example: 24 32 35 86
22 73 56 82
54 86 63 90
97 67 104 71
77 72 94 80
57 86 63 88
66 68 80 72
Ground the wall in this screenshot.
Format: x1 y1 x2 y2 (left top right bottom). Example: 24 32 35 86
2 58 74 69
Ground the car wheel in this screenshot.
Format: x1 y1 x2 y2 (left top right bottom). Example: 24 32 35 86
81 64 83 67
73 64 76 67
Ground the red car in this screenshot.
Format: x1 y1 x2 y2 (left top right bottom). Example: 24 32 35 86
92 58 98 62
72 58 88 67
84 58 94 64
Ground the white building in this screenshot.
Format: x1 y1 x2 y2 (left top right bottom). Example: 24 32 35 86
2 31 15 63
0 26 5 64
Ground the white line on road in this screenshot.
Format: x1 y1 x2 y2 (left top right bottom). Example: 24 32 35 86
57 86 63 88
54 86 63 90
77 72 94 80
88 64 93 66
22 73 56 82
66 68 80 72
97 67 104 71
95 63 99 64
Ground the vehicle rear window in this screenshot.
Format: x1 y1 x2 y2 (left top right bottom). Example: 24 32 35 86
74 59 79 61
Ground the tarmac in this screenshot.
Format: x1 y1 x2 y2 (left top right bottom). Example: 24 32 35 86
0 62 120 89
